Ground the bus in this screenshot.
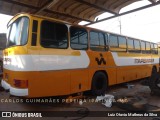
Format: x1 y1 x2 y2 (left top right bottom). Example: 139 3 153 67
1 13 159 97
158 44 160 56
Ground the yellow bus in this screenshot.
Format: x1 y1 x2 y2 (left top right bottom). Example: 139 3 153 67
158 45 160 55
1 13 159 97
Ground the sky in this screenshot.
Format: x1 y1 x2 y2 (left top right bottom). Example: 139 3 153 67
82 0 160 43
0 0 160 43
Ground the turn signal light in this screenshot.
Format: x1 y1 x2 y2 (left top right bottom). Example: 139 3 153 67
13 79 28 88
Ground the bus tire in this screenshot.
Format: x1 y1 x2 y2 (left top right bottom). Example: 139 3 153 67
149 73 159 89
91 72 107 96
152 66 157 75
149 71 160 95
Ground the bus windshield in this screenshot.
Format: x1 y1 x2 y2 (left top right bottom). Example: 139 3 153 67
7 17 29 48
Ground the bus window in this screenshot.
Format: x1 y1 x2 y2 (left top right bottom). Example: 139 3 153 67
134 39 141 52
127 38 134 52
31 20 38 46
7 17 29 47
105 33 109 50
41 20 68 49
154 44 158 54
99 33 105 46
151 43 154 51
153 43 158 54
109 34 118 47
70 26 88 50
141 41 146 53
90 31 105 51
151 43 155 54
146 42 151 53
118 36 127 51
105 34 109 44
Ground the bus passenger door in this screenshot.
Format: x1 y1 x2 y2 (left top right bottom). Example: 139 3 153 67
70 50 90 94
69 26 90 94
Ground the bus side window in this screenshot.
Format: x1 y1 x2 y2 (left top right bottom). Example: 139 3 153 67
155 44 158 54
118 36 127 52
90 31 106 51
141 41 146 54
134 39 141 53
151 43 154 54
70 26 88 50
109 34 118 51
146 42 151 54
105 33 109 50
41 20 68 49
127 38 134 52
152 43 158 54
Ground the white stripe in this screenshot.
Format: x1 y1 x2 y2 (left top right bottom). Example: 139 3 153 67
111 52 159 66
3 51 90 71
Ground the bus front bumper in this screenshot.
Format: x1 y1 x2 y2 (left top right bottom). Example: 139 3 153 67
1 79 28 96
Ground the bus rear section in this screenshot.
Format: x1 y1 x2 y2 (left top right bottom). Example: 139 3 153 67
2 15 29 96
1 14 91 97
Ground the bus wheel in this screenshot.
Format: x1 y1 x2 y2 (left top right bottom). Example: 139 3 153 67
91 72 107 96
152 66 157 75
149 71 160 95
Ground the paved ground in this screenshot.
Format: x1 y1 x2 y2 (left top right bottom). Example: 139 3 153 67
0 79 160 120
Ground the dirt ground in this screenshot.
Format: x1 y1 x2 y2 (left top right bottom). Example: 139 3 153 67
0 79 160 120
